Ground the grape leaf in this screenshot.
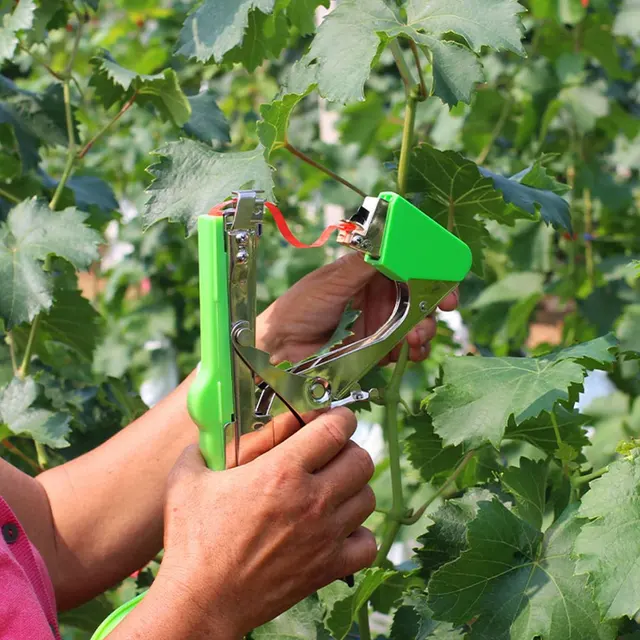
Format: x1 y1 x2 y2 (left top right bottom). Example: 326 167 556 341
500 457 548 529
257 88 313 158
184 90 230 144
479 164 572 233
390 592 464 640
0 0 35 62
90 52 191 126
428 500 618 639
426 335 618 448
618 305 640 357
177 0 276 63
316 301 360 356
285 0 524 105
405 413 465 483
143 140 274 235
504 407 590 456
574 455 640 620
252 594 330 639
39 174 118 213
0 198 101 328
0 377 70 448
318 568 394 640
415 488 495 580
405 144 511 274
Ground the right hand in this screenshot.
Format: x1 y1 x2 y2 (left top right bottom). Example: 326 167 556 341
157 407 377 638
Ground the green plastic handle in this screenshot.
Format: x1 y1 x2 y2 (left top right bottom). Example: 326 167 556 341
90 214 232 640
187 214 234 471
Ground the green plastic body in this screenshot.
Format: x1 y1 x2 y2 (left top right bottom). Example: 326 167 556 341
365 192 472 283
186 214 234 471
90 215 232 640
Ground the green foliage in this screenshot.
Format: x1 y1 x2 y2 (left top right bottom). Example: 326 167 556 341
0 0 639 638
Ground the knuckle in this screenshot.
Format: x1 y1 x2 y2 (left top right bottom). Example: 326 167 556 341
351 445 375 482
318 411 352 452
362 485 376 516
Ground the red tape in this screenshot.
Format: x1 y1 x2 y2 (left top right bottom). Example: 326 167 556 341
208 199 356 249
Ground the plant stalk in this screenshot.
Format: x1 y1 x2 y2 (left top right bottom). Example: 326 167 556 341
397 94 418 197
583 187 595 288
284 142 366 197
572 466 608 487
0 186 21 204
404 450 476 525
7 332 17 374
408 40 428 100
389 39 417 93
35 441 49 470
18 314 40 379
1 440 42 473
357 606 372 640
77 92 138 159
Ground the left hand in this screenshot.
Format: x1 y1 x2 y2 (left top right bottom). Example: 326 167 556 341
256 252 458 365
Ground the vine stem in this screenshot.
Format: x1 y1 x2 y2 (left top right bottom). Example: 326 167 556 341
17 314 39 379
35 442 49 470
0 186 20 204
550 410 562 448
475 96 512 165
357 607 372 640
403 450 476 525
1 440 42 473
584 187 595 288
7 332 17 373
397 94 418 197
408 40 428 100
284 142 366 197
389 38 416 93
572 466 608 487
77 92 138 159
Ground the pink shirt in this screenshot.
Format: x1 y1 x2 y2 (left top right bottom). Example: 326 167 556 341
0 497 59 639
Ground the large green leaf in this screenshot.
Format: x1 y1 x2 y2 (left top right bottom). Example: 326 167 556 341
428 501 617 639
0 198 101 328
252 594 330 639
90 52 191 126
143 140 274 235
574 456 640 620
285 0 524 106
0 0 35 62
0 376 70 448
469 272 545 309
426 335 618 448
177 0 276 63
317 568 394 640
390 592 464 639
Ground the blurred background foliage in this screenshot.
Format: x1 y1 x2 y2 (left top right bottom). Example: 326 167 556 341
0 0 638 637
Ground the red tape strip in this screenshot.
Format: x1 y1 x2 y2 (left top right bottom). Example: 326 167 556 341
208 199 356 249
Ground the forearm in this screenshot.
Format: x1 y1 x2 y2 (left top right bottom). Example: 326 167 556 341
37 371 198 610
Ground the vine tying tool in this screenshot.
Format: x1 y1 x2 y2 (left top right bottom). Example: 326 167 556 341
91 190 472 638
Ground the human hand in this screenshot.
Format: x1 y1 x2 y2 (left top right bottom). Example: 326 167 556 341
257 252 458 365
156 408 376 638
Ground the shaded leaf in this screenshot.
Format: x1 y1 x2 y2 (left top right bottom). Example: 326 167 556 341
391 592 464 639
316 301 360 356
318 568 394 640
252 594 330 639
177 0 277 63
426 335 619 448
500 457 548 529
184 90 230 144
143 140 274 235
0 376 70 447
0 198 101 327
428 501 617 639
574 455 640 620
90 52 191 126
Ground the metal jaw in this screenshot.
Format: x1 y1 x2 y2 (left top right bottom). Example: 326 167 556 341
225 192 460 453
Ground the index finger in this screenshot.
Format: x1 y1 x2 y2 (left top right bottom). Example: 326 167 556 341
268 407 357 473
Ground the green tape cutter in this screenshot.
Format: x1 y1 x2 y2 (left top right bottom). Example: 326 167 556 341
91 190 472 638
